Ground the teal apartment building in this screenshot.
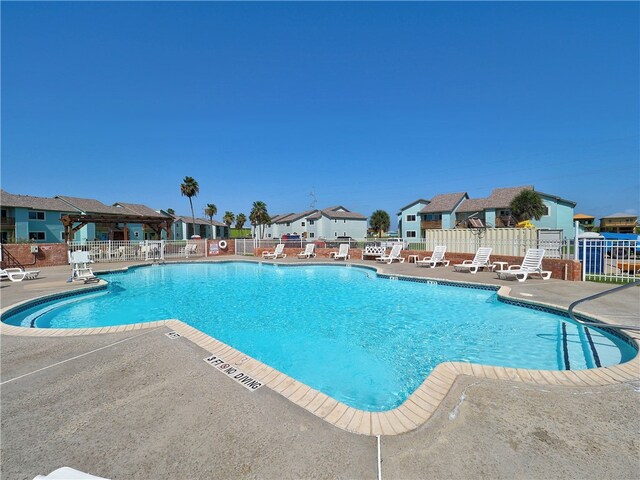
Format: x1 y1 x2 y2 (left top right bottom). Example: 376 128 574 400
398 186 577 239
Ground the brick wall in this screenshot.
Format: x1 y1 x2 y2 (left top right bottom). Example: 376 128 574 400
254 247 582 281
206 239 236 256
1 243 69 268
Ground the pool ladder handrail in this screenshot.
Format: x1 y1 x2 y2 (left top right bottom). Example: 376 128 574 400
567 280 640 332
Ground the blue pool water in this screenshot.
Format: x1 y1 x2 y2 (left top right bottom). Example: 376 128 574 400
3 263 636 411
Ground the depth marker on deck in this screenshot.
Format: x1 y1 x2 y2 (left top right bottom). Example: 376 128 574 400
204 354 263 391
165 331 181 339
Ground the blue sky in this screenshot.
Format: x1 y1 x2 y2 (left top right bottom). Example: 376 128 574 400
2 2 638 227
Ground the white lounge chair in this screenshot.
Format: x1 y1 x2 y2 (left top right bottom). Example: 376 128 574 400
297 243 316 259
262 243 286 259
331 243 350 260
496 248 551 282
376 244 405 264
0 267 40 282
416 246 449 268
69 250 99 283
453 247 493 274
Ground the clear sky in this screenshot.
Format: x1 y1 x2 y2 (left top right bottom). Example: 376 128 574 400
2 2 638 227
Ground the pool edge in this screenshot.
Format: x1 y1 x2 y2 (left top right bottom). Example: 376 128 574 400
1 259 638 436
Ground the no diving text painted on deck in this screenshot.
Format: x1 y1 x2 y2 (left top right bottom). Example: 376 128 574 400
204 355 263 391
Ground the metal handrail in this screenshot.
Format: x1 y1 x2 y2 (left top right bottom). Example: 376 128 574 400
568 280 640 331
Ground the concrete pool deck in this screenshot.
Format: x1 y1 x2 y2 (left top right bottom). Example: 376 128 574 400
1 256 639 479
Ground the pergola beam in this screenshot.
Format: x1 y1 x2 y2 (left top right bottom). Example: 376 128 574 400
61 214 173 242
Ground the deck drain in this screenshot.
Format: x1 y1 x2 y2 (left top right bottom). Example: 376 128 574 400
389 276 399 281
165 331 181 339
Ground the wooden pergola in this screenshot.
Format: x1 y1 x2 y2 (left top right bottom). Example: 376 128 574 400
61 214 173 242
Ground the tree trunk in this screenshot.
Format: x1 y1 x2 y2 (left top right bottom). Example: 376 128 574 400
189 197 196 239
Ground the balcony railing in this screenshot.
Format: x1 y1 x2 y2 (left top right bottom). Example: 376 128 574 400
495 215 518 228
421 220 442 230
0 217 16 227
601 220 637 227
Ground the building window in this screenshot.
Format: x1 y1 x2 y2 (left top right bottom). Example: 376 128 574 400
268 234 272 238
29 211 45 220
286 222 290 227
310 232 315 238
334 232 338 237
301 222 305 227
406 231 417 238
334 220 337 223
542 205 549 216
29 231 46 241
309 220 314 225
343 220 346 223
406 214 416 222
343 232 347 236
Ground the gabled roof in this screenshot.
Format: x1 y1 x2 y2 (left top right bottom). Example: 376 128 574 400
601 212 638 219
573 213 595 220
0 190 74 211
456 198 490 213
485 186 534 208
114 202 169 218
397 198 430 215
173 215 226 227
536 191 577 207
273 209 318 224
56 195 122 215
268 213 294 224
307 206 367 220
419 193 467 213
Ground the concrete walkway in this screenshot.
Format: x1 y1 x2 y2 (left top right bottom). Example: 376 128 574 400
1 257 638 479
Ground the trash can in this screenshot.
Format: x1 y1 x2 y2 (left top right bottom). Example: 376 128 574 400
578 232 604 275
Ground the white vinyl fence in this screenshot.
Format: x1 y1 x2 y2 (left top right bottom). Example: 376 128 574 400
242 228 569 258
67 239 206 263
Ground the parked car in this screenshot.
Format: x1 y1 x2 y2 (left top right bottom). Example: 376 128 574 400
323 236 355 248
378 238 409 249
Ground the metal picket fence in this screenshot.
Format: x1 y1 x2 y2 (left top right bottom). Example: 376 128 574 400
578 238 639 283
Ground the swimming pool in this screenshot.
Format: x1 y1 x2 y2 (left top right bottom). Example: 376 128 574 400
3 262 636 411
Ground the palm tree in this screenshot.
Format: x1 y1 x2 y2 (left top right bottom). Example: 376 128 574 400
249 201 270 239
235 213 247 230
369 210 391 238
510 190 546 222
223 211 235 228
180 176 199 238
204 203 218 239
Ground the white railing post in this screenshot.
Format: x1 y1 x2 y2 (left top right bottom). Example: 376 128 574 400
573 221 579 261
581 237 586 282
